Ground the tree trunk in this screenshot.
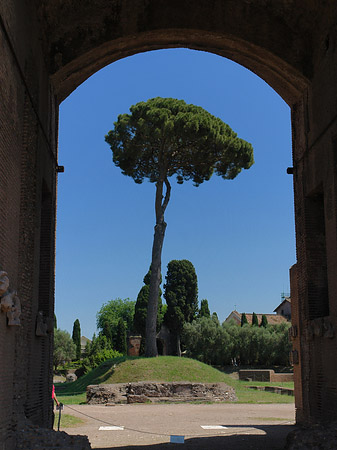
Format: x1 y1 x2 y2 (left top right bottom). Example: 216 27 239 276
175 333 181 357
145 178 170 357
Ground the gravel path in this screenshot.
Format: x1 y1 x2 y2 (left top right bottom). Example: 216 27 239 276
61 403 296 449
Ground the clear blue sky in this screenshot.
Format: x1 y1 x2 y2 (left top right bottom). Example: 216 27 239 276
55 48 295 339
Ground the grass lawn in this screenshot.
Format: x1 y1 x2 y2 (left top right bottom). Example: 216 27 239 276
53 412 84 429
55 356 294 405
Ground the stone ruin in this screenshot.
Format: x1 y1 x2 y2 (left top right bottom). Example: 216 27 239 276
87 381 237 405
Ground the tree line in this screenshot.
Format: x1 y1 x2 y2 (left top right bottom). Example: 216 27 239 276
183 316 291 367
53 257 291 371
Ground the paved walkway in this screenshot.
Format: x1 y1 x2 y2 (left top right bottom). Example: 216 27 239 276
61 403 296 449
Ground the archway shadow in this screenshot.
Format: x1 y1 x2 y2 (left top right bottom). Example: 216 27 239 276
94 424 296 450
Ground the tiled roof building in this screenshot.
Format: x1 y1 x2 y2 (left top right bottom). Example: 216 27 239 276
225 303 290 326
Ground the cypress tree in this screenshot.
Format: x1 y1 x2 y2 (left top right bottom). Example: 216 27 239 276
133 267 163 337
252 312 259 327
261 314 268 327
241 312 248 327
164 259 198 356
72 319 81 360
199 299 211 318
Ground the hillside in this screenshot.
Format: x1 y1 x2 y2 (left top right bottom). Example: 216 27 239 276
103 356 231 384
56 356 231 396
55 356 294 404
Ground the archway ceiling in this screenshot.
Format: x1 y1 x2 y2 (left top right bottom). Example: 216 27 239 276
34 0 337 105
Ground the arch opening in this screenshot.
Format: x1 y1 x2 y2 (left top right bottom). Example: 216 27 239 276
55 50 296 447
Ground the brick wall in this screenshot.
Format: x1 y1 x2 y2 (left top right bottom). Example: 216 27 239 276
0 1 57 447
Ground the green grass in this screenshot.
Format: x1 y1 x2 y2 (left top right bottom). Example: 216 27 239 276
104 356 233 383
55 356 294 405
55 356 127 403
54 413 84 429
57 393 87 404
230 380 294 403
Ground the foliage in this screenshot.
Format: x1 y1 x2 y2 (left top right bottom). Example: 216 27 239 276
105 97 254 186
53 329 76 371
54 314 57 329
72 319 81 360
212 312 220 325
183 318 292 366
101 320 113 347
59 357 127 393
96 298 135 348
164 259 198 355
133 267 164 339
252 312 259 327
241 312 248 327
199 299 211 318
105 97 254 357
82 333 122 369
116 318 127 354
261 314 268 327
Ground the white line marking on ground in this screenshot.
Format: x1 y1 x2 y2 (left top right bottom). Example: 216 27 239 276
99 426 124 431
201 425 228 430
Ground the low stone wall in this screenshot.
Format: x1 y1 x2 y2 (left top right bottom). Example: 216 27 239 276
248 385 294 396
239 369 293 382
87 382 237 404
271 373 293 383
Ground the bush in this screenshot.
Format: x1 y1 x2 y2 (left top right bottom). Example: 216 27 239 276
83 348 122 369
183 317 291 367
80 333 122 370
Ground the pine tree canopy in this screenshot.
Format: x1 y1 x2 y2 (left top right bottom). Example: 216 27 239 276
105 97 254 186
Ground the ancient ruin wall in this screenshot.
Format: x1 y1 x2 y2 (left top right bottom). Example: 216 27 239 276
2 2 337 449
0 1 58 447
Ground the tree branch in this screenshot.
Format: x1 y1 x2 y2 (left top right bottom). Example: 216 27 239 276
162 177 171 214
155 180 164 223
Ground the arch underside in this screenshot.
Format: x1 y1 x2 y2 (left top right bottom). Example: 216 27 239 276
35 0 333 105
51 29 308 106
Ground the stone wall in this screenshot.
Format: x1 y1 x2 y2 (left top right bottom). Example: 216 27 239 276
87 382 237 404
0 1 57 448
239 370 293 383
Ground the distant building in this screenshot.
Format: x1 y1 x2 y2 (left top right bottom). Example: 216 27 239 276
274 297 291 320
80 336 91 355
224 310 289 326
225 297 291 326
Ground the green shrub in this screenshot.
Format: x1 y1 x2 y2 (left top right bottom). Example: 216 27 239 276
183 317 291 366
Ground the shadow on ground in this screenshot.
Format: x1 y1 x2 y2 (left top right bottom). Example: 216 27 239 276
94 424 296 450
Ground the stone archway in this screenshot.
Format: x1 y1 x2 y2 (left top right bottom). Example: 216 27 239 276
2 1 337 448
